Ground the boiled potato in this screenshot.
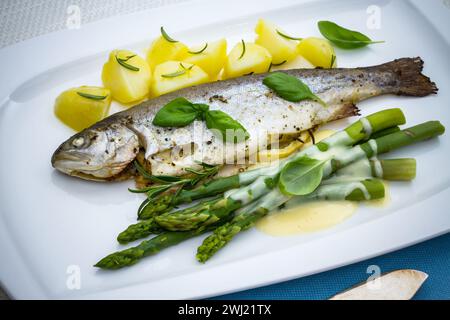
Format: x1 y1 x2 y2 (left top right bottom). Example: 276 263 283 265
270 55 314 71
255 19 299 64
222 41 272 79
54 86 111 131
147 36 188 69
182 39 227 79
150 61 209 97
297 37 336 68
102 50 152 104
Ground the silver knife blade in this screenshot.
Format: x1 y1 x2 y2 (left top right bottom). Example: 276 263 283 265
329 269 428 300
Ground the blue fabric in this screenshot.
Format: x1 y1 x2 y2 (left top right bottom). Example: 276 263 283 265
212 233 450 300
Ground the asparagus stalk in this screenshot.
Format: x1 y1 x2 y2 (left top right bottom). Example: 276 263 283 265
155 117 444 231
96 230 200 269
121 157 415 243
118 195 222 244
96 179 384 269
196 179 385 263
95 220 229 270
141 109 406 216
196 121 445 262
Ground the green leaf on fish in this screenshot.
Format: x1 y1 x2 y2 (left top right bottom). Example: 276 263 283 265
152 97 203 127
263 72 326 106
152 97 249 142
279 156 326 195
318 21 384 49
205 110 250 143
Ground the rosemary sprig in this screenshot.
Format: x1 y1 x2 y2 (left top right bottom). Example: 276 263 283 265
76 92 108 100
267 60 287 72
238 39 246 60
161 63 193 78
131 160 220 218
330 54 336 68
131 161 220 196
160 26 178 43
161 70 186 78
188 43 208 54
276 30 303 41
115 54 140 72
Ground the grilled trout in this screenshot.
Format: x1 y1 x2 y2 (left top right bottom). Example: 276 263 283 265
51 57 437 181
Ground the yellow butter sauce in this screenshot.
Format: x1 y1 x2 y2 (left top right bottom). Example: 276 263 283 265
255 200 357 236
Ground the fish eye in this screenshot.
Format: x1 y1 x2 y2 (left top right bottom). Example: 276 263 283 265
72 137 85 148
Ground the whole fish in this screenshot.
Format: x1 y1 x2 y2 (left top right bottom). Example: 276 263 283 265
51 57 437 181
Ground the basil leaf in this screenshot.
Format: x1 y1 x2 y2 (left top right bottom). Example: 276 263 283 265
279 156 326 195
205 110 249 142
192 103 210 117
152 97 202 127
318 21 384 49
263 72 326 106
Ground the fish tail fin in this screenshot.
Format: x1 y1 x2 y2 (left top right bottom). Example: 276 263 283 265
384 57 438 97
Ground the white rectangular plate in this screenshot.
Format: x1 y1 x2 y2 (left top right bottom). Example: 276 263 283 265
0 0 449 299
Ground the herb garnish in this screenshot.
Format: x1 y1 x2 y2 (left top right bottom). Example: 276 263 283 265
160 26 178 43
268 60 287 72
318 21 384 49
330 54 336 68
276 30 303 41
238 40 246 60
152 97 249 142
115 54 140 71
188 43 208 54
279 156 326 195
130 161 219 215
161 63 193 78
263 72 326 106
76 92 108 100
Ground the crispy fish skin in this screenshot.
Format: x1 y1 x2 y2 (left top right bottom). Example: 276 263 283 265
51 57 437 180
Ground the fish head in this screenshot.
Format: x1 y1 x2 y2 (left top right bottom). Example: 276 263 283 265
51 124 140 181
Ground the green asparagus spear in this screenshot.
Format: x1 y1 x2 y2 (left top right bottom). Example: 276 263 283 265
196 120 445 262
139 109 406 216
118 195 223 244
117 218 162 244
96 231 199 269
196 179 385 263
96 220 229 270
154 112 424 232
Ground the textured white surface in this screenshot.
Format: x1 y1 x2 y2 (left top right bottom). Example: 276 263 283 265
0 0 189 48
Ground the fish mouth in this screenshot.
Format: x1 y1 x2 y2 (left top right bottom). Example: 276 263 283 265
51 150 101 175
52 149 137 181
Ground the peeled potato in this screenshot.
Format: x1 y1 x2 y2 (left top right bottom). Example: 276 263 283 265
102 50 152 104
150 61 209 97
255 19 299 64
222 42 272 79
270 55 314 71
54 86 111 131
147 36 188 69
297 37 336 68
183 39 227 79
